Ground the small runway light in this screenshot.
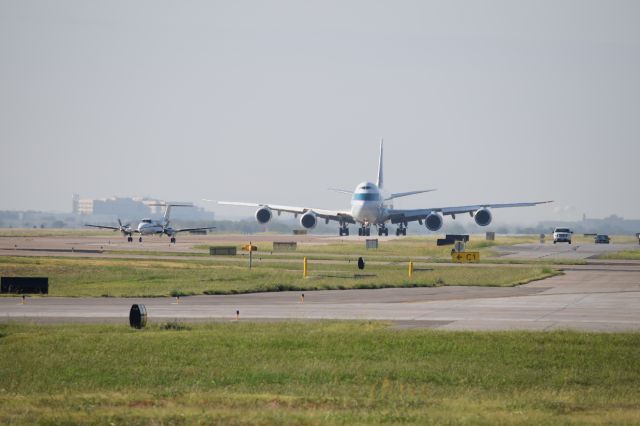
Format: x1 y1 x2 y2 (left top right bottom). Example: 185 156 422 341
236 309 240 321
300 293 304 303
129 304 147 329
357 257 365 270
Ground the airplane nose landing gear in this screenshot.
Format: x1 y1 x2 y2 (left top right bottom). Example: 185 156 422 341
139 236 143 243
170 237 176 244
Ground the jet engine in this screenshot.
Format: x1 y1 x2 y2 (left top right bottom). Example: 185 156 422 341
255 207 272 224
425 212 443 231
300 211 318 229
474 208 492 226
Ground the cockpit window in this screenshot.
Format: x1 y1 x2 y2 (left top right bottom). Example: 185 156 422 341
353 193 380 201
360 186 371 190
142 219 152 223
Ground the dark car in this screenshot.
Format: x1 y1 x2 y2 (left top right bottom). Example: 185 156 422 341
594 234 610 244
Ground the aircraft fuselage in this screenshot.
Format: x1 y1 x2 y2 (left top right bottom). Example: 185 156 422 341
137 220 164 235
350 181 388 225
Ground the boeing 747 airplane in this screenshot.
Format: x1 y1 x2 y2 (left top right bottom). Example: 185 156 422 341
218 142 551 236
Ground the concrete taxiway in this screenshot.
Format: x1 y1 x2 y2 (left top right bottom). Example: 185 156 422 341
2 264 639 331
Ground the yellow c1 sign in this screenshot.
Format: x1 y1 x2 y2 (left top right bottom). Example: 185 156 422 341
452 251 480 263
242 244 258 252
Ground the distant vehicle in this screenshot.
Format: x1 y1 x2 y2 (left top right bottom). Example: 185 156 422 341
553 227 573 244
594 234 610 244
85 204 215 243
216 141 552 236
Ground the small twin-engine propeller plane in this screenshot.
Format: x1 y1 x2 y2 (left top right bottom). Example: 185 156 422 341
216 141 552 236
85 203 215 243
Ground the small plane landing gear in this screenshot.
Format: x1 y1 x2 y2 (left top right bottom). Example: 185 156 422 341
339 227 349 236
170 237 176 244
127 236 133 243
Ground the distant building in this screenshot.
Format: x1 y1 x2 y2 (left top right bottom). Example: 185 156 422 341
71 195 214 221
72 194 80 214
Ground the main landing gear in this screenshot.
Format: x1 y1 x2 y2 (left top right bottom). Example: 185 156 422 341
358 226 371 236
127 236 133 243
170 237 176 244
377 225 389 236
338 226 350 236
395 224 407 236
139 236 143 243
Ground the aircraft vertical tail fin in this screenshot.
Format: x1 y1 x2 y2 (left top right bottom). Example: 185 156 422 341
377 139 384 189
163 205 172 226
147 203 193 227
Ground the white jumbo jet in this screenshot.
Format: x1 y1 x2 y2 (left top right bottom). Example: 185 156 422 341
85 203 216 243
218 142 552 236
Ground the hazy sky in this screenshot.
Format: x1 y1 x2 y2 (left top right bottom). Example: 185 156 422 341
1 0 639 224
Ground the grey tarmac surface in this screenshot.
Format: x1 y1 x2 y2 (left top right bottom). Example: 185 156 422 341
494 241 640 260
2 264 639 332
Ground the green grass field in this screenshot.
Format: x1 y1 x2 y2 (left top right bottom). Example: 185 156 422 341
1 322 639 425
194 235 544 261
0 256 557 297
596 249 640 260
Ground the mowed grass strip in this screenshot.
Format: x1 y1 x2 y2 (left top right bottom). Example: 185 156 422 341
0 322 639 425
0 256 558 297
596 249 640 260
195 235 545 261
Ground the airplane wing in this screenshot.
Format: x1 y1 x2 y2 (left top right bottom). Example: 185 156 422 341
84 224 133 232
218 201 355 224
386 189 436 201
85 224 138 234
387 200 553 223
172 226 217 234
84 224 121 231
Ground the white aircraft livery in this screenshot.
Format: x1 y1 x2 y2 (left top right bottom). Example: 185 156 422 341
86 204 215 243
219 142 552 236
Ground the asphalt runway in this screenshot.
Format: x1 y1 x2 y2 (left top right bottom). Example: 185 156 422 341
494 241 640 260
2 264 639 331
1 234 638 264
